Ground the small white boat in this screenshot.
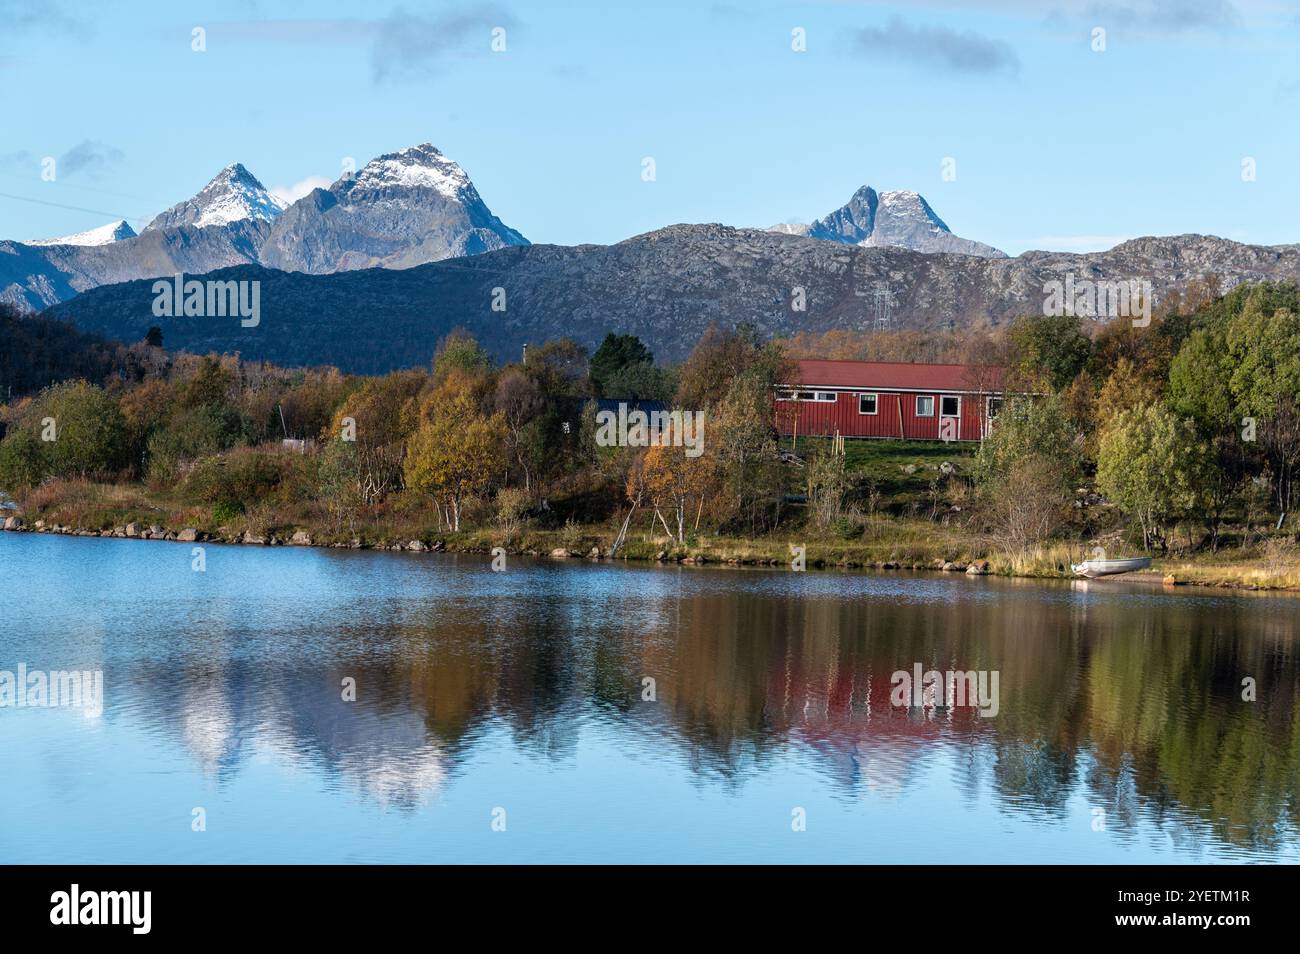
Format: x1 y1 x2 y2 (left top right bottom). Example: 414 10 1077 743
1071 557 1151 578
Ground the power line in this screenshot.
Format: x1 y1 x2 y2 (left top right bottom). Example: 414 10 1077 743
0 169 163 207
0 190 149 226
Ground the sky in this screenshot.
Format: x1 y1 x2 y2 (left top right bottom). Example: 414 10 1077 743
1 0 1299 255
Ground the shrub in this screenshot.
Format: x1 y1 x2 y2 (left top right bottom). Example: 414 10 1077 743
212 500 243 524
181 446 293 512
0 429 45 490
831 515 863 540
0 380 127 483
146 403 249 485
495 487 531 537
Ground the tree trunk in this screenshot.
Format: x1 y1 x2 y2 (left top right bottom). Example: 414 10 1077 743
655 507 675 543
611 497 640 557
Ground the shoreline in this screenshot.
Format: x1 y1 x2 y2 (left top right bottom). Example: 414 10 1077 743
4 516 1297 593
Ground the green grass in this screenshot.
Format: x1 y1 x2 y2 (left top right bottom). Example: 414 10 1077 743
782 435 978 503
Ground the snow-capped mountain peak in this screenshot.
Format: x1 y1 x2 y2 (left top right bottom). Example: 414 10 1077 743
339 143 475 200
769 185 1004 258
144 163 287 232
258 141 528 274
28 219 137 247
877 190 947 229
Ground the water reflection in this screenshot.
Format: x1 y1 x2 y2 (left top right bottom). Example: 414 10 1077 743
1 533 1297 862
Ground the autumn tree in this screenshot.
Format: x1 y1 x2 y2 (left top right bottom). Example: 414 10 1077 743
404 388 506 531
494 368 545 490
710 369 787 533
523 338 589 402
433 330 492 385
1095 356 1163 430
328 371 426 503
675 324 790 411
638 438 716 545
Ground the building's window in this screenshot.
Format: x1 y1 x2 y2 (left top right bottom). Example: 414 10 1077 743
986 396 1004 418
859 393 878 415
940 395 961 417
916 395 934 417
795 391 815 401
814 391 837 403
775 390 796 402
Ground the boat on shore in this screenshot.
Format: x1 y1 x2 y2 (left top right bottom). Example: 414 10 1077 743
1071 556 1152 578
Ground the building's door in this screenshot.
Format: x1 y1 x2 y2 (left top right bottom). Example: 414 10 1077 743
982 396 1004 439
939 394 961 442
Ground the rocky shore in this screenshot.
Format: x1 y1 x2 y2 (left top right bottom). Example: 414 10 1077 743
0 514 978 575
6 514 1297 591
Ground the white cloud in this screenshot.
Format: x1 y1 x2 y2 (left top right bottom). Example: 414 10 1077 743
269 175 333 206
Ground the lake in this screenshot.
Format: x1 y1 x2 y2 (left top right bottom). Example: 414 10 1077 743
1 531 1297 864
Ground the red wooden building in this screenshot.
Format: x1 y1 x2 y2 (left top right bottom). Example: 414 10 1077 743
775 360 1008 443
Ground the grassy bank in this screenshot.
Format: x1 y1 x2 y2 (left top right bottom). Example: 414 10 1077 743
6 478 1298 592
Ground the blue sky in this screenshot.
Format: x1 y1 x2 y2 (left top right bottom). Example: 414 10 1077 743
2 0 1298 254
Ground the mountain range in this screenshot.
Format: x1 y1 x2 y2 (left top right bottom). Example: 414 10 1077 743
1 143 528 313
2 144 1005 314
7 140 1300 371
40 227 1300 372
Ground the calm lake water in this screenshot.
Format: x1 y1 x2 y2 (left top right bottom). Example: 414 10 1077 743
1 531 1297 864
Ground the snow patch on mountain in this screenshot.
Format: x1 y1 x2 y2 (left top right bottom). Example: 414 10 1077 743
770 185 1004 258
28 219 137 247
257 142 527 274
144 163 287 232
340 143 476 201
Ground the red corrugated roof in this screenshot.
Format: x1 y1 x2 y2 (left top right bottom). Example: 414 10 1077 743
789 360 1006 392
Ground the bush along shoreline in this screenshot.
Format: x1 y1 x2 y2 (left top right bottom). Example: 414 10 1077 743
3 283 1299 593
3 493 1298 592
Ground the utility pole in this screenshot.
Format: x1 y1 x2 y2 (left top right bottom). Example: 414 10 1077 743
873 282 893 331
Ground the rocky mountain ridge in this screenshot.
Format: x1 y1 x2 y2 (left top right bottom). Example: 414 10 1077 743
41 225 1300 372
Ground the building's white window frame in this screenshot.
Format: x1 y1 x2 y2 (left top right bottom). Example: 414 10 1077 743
858 392 878 415
940 394 961 418
785 389 837 402
916 395 935 417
